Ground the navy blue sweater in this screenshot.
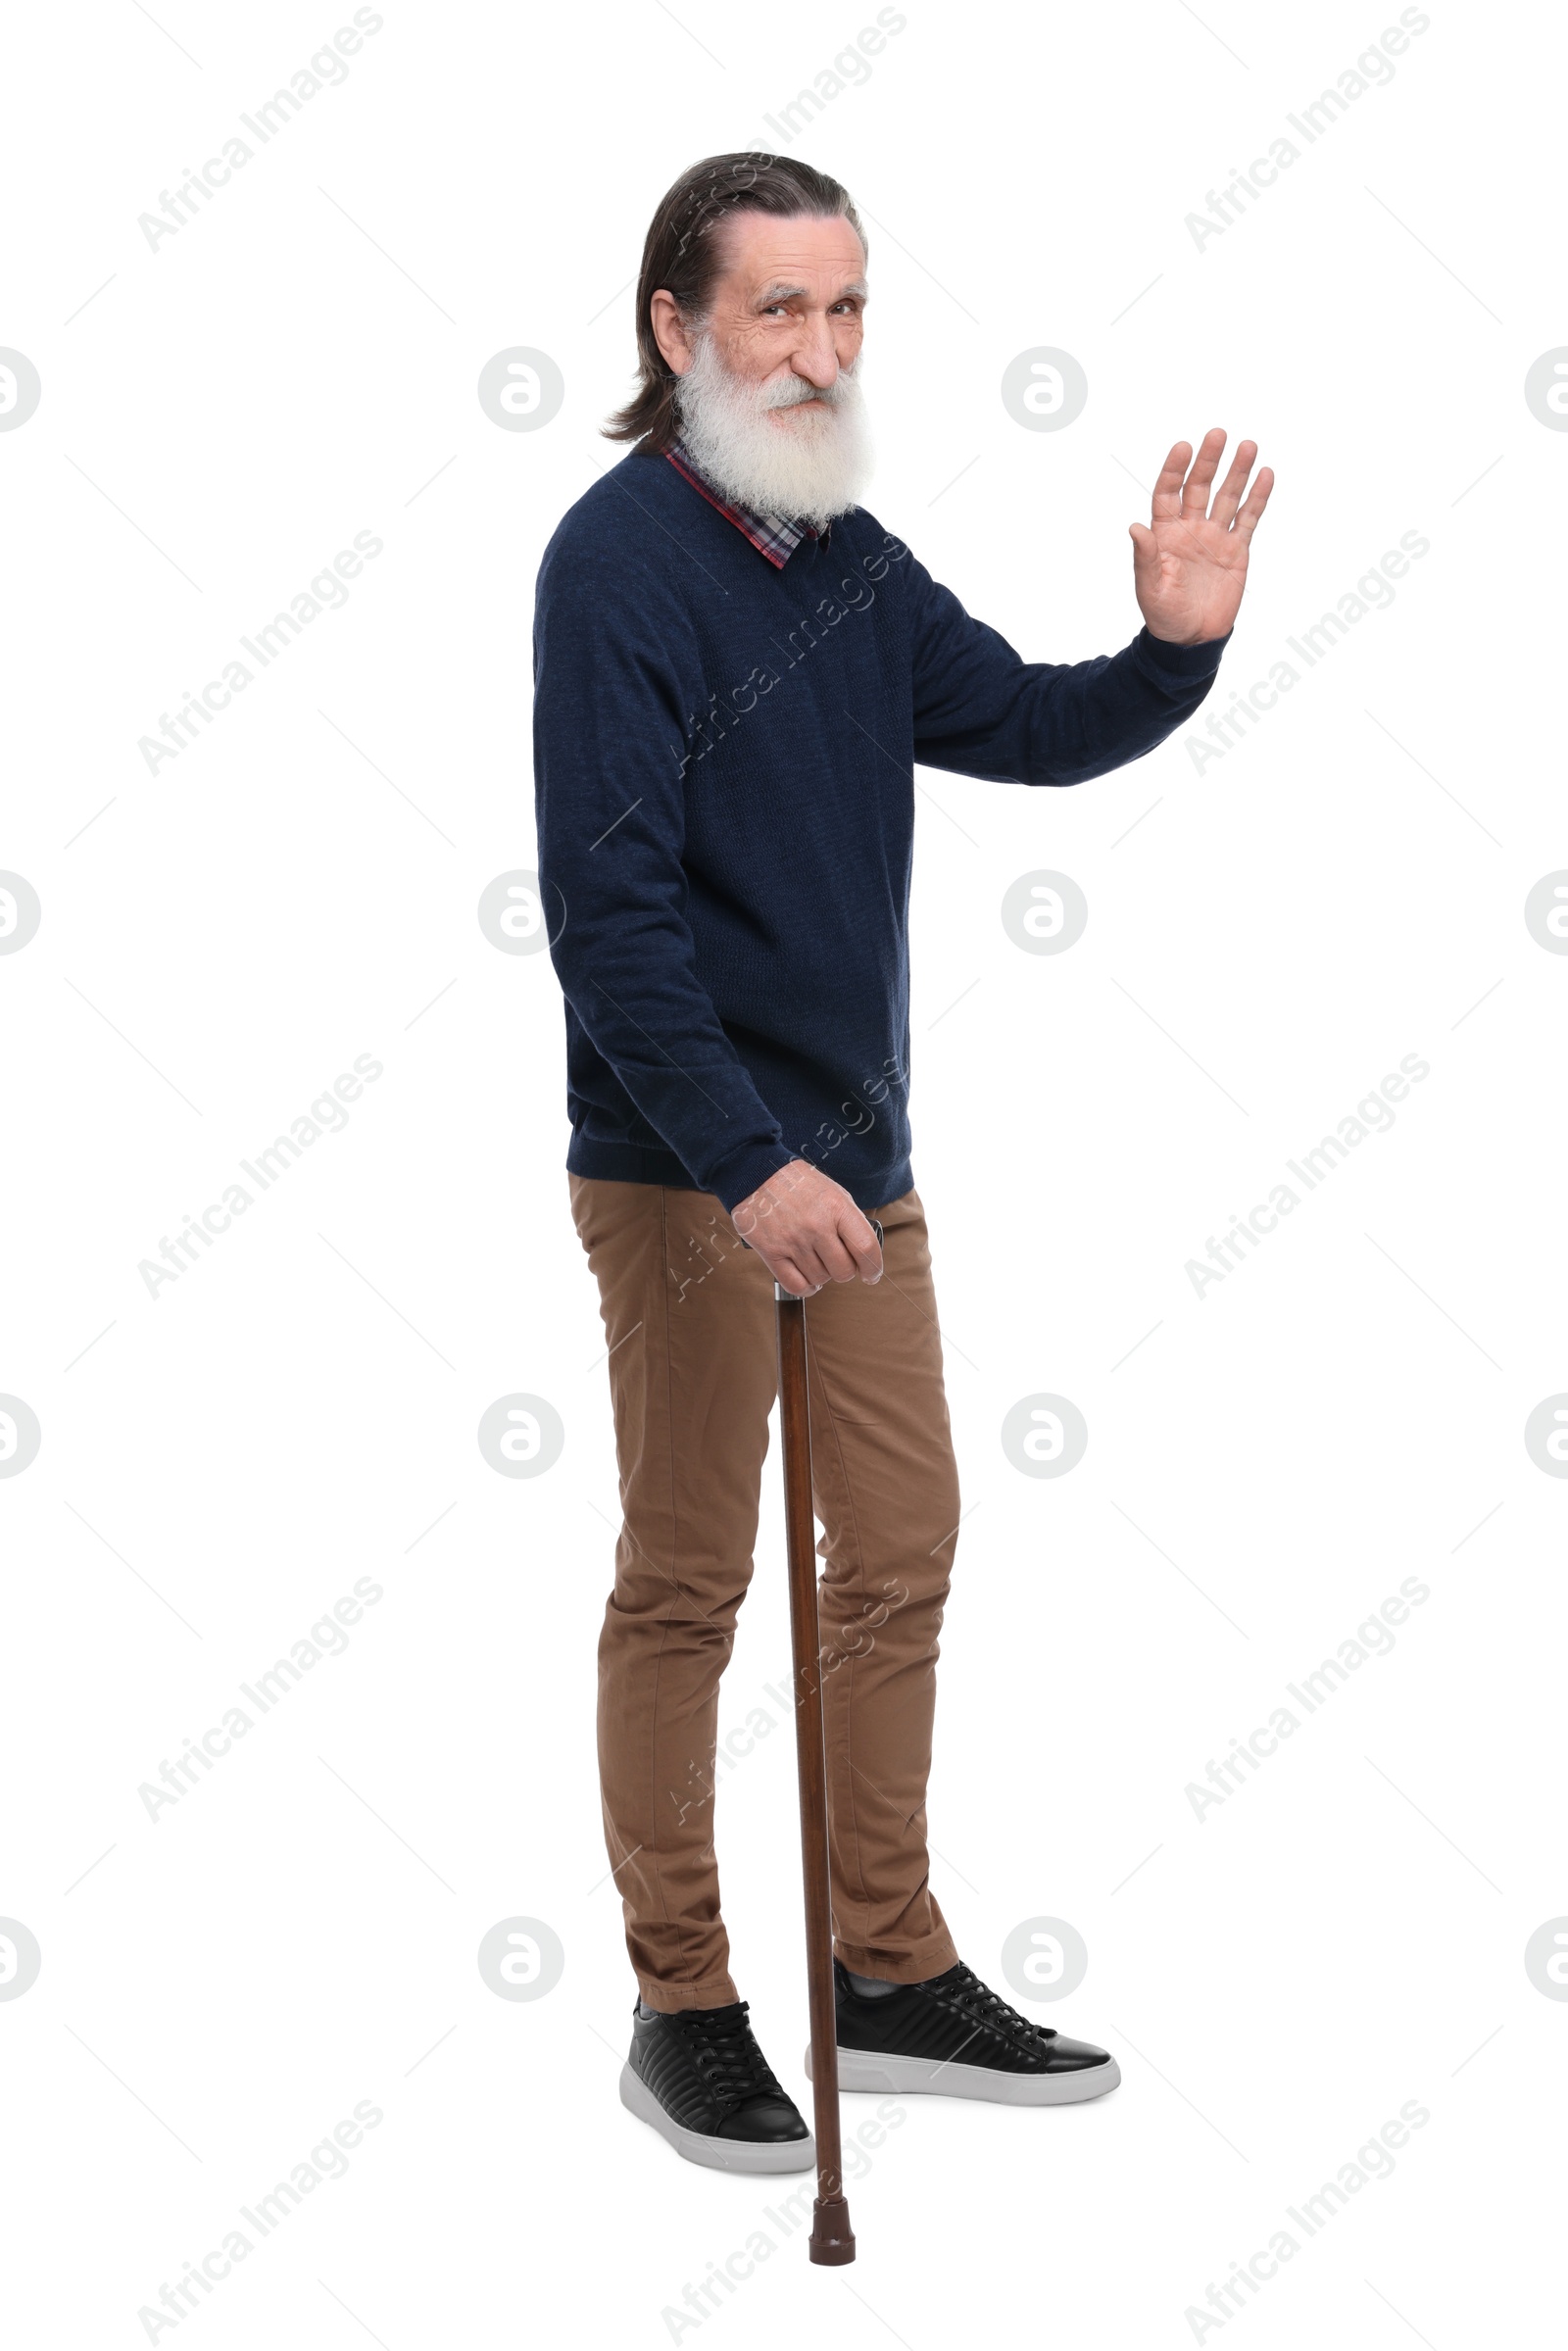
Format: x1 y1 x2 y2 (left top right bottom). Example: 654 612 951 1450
532 448 1226 1215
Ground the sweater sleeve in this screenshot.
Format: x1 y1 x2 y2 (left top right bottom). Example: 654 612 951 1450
532 537 798 1214
903 543 1228 786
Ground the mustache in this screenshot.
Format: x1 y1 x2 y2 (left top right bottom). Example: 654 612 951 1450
760 367 858 413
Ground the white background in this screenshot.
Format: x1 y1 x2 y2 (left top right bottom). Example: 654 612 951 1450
4 0 1565 2343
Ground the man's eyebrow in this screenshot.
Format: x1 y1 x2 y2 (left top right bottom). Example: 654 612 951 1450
753 278 869 305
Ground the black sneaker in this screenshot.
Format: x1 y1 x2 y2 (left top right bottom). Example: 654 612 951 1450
807 1958 1121 2107
620 1998 815 2173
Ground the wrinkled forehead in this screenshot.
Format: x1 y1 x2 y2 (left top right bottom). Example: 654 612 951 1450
709 208 868 303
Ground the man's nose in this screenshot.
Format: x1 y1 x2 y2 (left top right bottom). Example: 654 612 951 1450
791 320 842 388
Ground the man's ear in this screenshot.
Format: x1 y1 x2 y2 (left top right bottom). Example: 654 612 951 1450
649 289 695 377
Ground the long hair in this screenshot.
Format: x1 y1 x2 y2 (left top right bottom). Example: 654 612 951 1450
603 152 866 456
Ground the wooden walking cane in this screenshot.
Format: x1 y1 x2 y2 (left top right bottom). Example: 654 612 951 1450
769 1214 881 2268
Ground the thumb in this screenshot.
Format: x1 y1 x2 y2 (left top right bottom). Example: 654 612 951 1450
1129 521 1157 563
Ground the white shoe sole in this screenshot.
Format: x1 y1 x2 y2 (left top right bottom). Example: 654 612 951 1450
807 2044 1121 2106
619 2062 816 2173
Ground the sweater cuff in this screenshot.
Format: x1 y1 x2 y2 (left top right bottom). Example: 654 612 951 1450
1132 623 1231 682
709 1138 799 1217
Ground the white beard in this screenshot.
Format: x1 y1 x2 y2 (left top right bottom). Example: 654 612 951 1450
672 326 874 527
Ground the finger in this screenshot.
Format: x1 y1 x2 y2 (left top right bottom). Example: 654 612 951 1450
1129 520 1159 565
810 1224 862 1285
1233 465 1275 537
1180 427 1228 519
1150 442 1191 521
842 1207 884 1284
781 1230 844 1290
1208 439 1257 528
773 1254 819 1298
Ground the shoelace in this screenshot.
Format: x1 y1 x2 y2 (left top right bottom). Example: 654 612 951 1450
937 1961 1057 2049
668 2001 779 2106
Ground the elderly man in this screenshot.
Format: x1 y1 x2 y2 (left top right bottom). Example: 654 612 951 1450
533 152 1271 2174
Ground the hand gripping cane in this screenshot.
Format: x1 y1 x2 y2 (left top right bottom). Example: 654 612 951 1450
759 1213 882 2266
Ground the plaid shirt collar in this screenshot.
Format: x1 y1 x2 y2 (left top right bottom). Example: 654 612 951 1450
664 435 828 568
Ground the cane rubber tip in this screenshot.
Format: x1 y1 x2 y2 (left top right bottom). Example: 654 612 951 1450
808 2196 856 2265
